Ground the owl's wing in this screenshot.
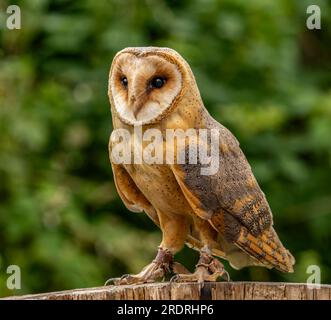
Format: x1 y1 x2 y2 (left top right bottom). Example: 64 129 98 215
170 123 294 272
111 163 147 213
110 162 160 227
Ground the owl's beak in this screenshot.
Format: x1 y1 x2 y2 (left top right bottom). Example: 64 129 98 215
133 103 144 119
130 95 144 119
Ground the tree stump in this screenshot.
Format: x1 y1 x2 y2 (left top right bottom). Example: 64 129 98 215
2 282 331 300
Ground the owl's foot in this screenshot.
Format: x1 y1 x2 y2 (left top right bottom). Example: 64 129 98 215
170 250 230 284
105 247 189 286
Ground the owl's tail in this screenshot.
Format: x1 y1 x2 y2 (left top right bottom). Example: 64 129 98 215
234 226 295 273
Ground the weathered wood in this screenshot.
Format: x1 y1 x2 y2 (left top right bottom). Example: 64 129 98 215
2 282 331 300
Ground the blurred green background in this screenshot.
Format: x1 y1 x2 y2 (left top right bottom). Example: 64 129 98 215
1 0 331 296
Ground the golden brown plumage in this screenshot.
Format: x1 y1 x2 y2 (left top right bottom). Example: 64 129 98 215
107 47 294 285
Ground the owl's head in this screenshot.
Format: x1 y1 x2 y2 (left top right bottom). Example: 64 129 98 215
109 47 198 126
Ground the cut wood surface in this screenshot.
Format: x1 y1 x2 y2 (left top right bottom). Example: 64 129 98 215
2 282 331 300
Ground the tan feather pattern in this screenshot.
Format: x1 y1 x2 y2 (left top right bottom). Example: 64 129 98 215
235 227 295 272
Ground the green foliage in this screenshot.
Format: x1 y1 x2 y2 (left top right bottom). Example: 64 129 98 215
0 0 331 295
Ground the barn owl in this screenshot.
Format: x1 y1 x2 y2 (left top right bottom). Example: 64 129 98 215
107 47 295 285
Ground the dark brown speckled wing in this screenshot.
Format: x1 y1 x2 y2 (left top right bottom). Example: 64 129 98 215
171 122 295 272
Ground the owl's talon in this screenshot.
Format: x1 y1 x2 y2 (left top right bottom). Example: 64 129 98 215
221 270 231 282
104 277 120 286
171 250 230 284
106 247 179 285
170 274 180 283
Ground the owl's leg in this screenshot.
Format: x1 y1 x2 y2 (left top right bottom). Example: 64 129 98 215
171 219 230 283
105 213 190 286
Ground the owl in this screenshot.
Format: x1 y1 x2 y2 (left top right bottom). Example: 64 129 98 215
107 47 295 285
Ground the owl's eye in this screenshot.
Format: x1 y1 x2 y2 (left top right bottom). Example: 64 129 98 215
120 76 128 88
151 77 166 89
